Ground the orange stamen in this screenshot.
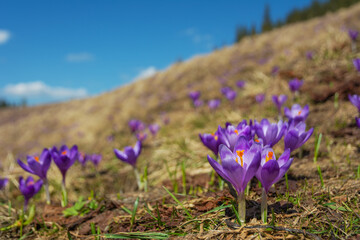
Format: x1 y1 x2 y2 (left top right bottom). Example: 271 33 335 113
298 110 302 115
236 150 245 167
255 139 260 143
234 130 239 134
266 152 274 162
214 136 218 141
61 150 67 155
27 181 34 186
34 156 39 162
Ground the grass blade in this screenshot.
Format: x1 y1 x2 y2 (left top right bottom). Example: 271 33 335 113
162 186 192 219
102 232 169 239
130 197 139 231
313 133 322 163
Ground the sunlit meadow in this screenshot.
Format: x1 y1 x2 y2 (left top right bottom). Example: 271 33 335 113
1 2 360 240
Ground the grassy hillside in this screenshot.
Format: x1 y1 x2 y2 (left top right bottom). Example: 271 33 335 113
1 3 360 239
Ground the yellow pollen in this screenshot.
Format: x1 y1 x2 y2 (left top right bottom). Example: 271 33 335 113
298 110 302 115
34 156 39 162
61 150 67 156
236 150 244 167
266 152 274 162
214 136 218 141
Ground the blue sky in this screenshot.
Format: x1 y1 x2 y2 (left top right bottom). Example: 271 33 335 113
0 0 314 105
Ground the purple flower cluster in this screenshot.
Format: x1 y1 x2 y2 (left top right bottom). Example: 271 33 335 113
129 118 163 142
17 144 103 208
128 119 145 133
200 104 313 223
78 152 103 168
189 91 203 108
222 87 237 101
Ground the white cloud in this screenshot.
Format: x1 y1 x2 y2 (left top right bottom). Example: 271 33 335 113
0 30 11 45
2 81 88 100
66 52 94 62
183 28 213 48
133 67 157 81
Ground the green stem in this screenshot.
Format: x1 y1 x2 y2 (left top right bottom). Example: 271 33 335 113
238 191 246 225
245 182 250 196
44 179 51 205
285 173 289 191
61 180 67 207
133 167 142 190
261 188 268 223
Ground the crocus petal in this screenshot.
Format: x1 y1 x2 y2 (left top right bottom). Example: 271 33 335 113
70 145 79 160
114 149 127 161
207 155 232 184
233 136 250 152
277 148 291 166
219 144 237 165
284 130 299 152
260 160 280 192
34 179 43 193
27 157 45 179
242 150 261 191
17 159 34 175
275 157 294 184
133 141 142 156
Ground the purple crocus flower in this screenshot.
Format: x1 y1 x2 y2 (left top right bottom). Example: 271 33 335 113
207 137 261 195
217 122 252 151
356 117 360 128
193 99 203 108
161 112 170 125
17 149 52 204
348 29 358 41
90 154 102 167
78 152 89 167
221 87 231 95
199 132 221 156
114 141 142 167
189 91 201 101
208 99 221 110
128 119 140 133
349 94 360 112
51 145 78 184
236 80 246 88
284 104 309 126
288 78 304 93
272 95 287 114
306 51 313 60
17 149 51 181
254 119 287 147
225 89 237 101
19 176 43 211
353 58 360 72
149 124 160 136
255 94 265 104
0 178 8 190
284 122 313 152
256 148 293 193
271 66 279 75
136 132 148 142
